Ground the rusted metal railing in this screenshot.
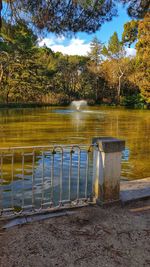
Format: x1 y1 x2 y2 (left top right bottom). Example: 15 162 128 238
0 137 125 219
0 144 96 218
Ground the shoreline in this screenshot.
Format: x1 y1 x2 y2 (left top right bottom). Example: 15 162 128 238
0 102 149 110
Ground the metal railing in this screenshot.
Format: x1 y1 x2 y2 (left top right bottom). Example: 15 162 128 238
0 144 96 218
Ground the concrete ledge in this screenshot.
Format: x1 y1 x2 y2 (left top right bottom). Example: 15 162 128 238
120 178 150 204
92 137 125 153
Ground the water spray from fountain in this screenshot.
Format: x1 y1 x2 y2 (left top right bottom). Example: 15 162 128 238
71 100 87 111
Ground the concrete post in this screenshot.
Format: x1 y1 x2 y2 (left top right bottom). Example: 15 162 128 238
92 137 125 205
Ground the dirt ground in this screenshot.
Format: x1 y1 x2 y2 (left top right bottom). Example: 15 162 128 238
0 200 150 267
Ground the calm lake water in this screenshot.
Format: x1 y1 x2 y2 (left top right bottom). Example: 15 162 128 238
0 106 149 179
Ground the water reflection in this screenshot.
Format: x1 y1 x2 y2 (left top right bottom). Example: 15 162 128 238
2 149 93 210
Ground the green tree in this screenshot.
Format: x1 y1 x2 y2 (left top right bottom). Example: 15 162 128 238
0 20 51 103
88 37 104 102
103 32 125 59
135 13 150 106
0 11 149 108
122 20 138 47
88 37 103 64
102 32 127 103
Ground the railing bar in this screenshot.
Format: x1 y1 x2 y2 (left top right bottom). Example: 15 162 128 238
11 152 14 211
32 150 35 210
22 152 25 210
40 202 53 206
0 153 35 157
19 204 33 210
0 144 92 152
2 207 14 213
0 154 3 214
0 145 54 151
41 151 45 208
59 151 63 205
0 154 14 157
22 153 35 156
68 152 72 201
50 152 54 205
85 151 89 199
77 150 81 201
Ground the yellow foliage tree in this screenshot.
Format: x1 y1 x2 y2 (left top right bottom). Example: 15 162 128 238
136 13 150 105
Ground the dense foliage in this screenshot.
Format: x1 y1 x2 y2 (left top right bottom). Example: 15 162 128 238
135 13 150 105
0 1 149 34
0 12 149 108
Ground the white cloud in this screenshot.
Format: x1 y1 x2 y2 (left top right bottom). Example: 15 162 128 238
126 47 136 57
55 35 65 43
39 37 91 56
38 37 54 47
39 37 136 58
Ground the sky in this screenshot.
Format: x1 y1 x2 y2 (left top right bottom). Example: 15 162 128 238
38 3 136 57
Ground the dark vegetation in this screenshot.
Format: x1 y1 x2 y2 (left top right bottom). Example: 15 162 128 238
0 1 149 108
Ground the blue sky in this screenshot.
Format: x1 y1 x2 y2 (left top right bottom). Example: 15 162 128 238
39 3 136 57
73 4 130 44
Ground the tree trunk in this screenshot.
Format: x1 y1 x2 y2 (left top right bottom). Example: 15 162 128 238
6 91 9 104
118 76 121 103
118 69 124 104
0 63 3 83
95 77 98 102
0 0 2 30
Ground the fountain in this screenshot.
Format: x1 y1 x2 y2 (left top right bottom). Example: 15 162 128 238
53 100 104 116
71 100 87 111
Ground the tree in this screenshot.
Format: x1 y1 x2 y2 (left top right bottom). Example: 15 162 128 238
135 13 150 105
88 37 104 102
0 20 51 103
103 32 125 59
102 32 127 103
0 12 149 107
121 14 150 107
122 20 139 47
88 37 103 64
51 54 89 101
121 0 150 19
0 1 149 34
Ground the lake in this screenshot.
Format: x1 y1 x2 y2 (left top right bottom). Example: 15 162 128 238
0 106 149 180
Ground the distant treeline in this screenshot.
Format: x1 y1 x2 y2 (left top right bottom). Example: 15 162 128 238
0 13 149 108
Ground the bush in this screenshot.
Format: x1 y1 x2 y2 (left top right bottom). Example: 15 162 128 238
121 94 146 108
